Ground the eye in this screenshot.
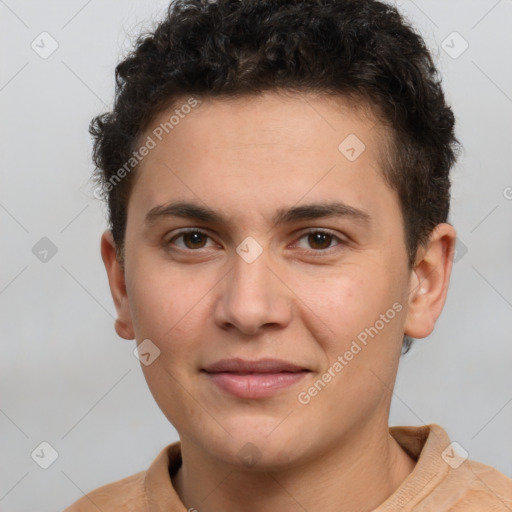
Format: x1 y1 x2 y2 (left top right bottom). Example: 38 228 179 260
165 228 345 253
167 229 216 250
294 230 344 251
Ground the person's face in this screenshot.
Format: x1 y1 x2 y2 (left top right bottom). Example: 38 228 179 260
102 91 453 468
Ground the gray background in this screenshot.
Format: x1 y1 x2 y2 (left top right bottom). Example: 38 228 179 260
0 0 511 510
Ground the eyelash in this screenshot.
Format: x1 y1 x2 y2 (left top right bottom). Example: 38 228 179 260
165 228 346 254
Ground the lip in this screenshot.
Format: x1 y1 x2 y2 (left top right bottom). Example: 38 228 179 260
203 358 308 373
202 358 310 399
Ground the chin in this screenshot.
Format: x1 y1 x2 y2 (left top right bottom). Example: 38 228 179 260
195 415 313 471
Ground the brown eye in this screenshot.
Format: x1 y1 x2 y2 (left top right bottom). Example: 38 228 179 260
182 231 208 249
168 229 214 250
293 229 344 252
307 231 334 250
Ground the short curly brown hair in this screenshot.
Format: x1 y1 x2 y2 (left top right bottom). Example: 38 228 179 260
90 0 459 353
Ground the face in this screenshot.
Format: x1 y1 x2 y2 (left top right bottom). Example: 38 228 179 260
102 91 454 470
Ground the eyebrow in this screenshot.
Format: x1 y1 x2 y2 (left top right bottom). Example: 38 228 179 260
144 200 371 227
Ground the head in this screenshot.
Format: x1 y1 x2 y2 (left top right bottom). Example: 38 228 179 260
97 0 457 469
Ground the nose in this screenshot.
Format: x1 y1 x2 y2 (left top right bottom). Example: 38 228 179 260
213 247 292 336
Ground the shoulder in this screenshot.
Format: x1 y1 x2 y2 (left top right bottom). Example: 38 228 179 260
444 458 512 511
384 424 512 511
63 470 147 511
63 442 182 511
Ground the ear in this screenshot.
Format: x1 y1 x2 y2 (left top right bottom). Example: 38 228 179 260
100 230 135 340
404 223 456 339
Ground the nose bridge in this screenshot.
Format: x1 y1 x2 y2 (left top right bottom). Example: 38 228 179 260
233 245 272 293
215 241 291 334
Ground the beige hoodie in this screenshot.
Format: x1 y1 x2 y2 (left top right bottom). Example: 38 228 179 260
64 424 512 511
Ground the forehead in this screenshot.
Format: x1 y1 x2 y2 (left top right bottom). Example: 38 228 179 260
144 90 386 160
128 91 397 228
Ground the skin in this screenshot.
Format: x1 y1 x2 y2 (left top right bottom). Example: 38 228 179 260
101 91 456 511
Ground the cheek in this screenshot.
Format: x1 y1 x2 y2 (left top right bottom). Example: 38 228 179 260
125 257 213 353
126 263 215 429
293 272 406 418
290 261 407 361
294 269 391 331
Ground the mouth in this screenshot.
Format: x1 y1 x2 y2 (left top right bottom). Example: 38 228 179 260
202 358 311 399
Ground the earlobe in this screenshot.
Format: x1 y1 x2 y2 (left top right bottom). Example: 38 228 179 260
100 230 135 340
403 223 456 339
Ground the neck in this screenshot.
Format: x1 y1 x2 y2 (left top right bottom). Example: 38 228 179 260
172 421 416 512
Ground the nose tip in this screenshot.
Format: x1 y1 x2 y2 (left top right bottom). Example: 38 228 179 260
213 250 292 335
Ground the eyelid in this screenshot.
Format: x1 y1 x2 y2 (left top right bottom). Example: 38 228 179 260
290 228 346 252
165 227 218 250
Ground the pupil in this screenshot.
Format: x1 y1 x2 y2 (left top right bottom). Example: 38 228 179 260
185 232 206 249
309 232 331 249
